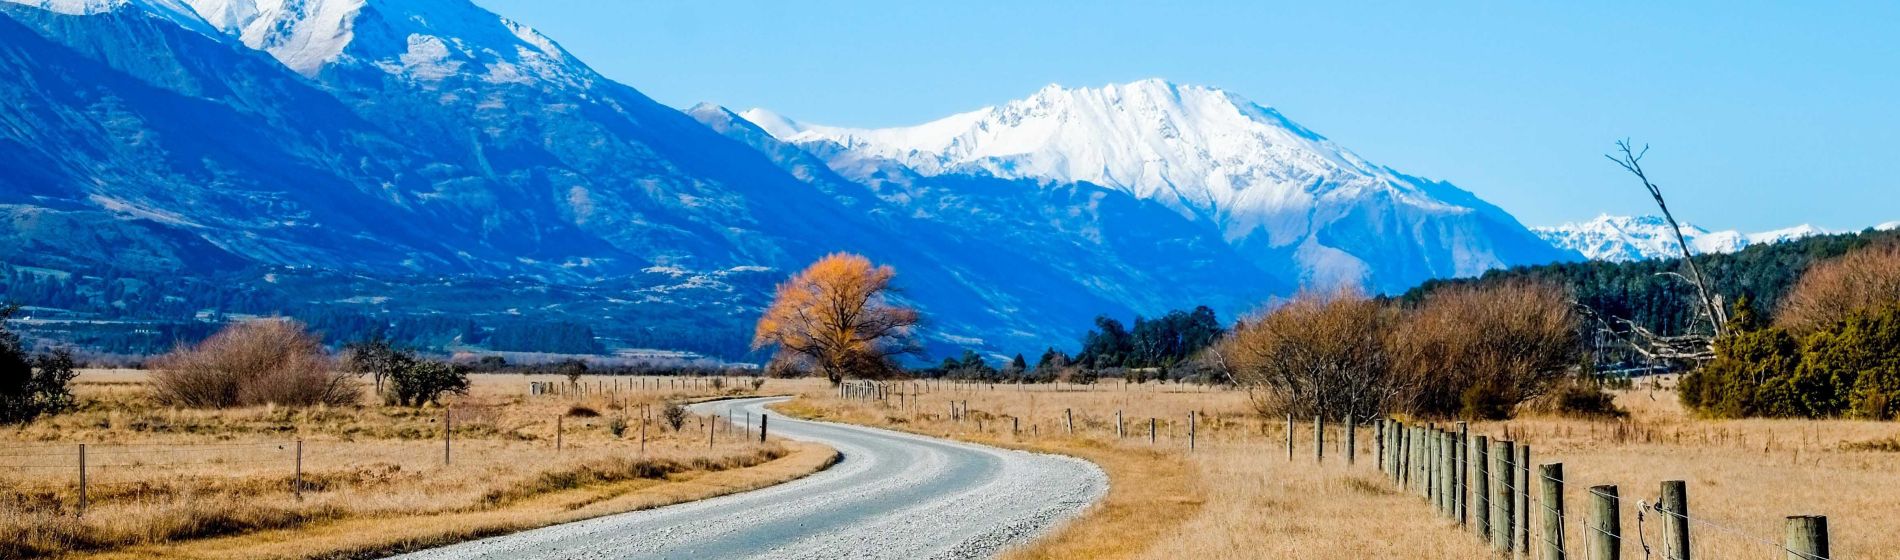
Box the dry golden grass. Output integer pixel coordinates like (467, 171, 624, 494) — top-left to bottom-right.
(770, 377, 1900, 559)
(0, 371, 830, 559)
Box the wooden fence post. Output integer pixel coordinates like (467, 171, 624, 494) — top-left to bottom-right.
(556, 415, 563, 452)
(294, 439, 304, 501)
(1185, 411, 1200, 451)
(1376, 420, 1386, 474)
(1475, 435, 1491, 539)
(1541, 463, 1565, 560)
(1150, 418, 1157, 445)
(1116, 410, 1124, 439)
(1784, 516, 1827, 560)
(1592, 485, 1621, 560)
(77, 443, 87, 516)
(1442, 429, 1455, 517)
(760, 414, 768, 442)
(1518, 444, 1532, 552)
(1457, 422, 1469, 525)
(1314, 415, 1324, 463)
(1345, 416, 1356, 466)
(1661, 480, 1690, 560)
(1493, 439, 1514, 553)
(1286, 413, 1295, 461)
(1065, 408, 1073, 434)
(443, 408, 452, 466)
(1399, 424, 1410, 487)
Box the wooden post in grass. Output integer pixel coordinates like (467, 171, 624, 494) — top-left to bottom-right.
(294, 439, 304, 501)
(556, 415, 564, 452)
(1116, 410, 1124, 439)
(1457, 422, 1469, 525)
(1150, 418, 1157, 445)
(760, 414, 768, 442)
(1784, 516, 1827, 560)
(1591, 485, 1620, 560)
(1065, 408, 1073, 434)
(1314, 415, 1324, 463)
(443, 408, 452, 465)
(1493, 440, 1514, 553)
(1188, 411, 1196, 451)
(1660, 480, 1690, 560)
(1540, 463, 1565, 560)
(641, 414, 648, 455)
(1518, 444, 1532, 552)
(1345, 416, 1356, 466)
(1441, 429, 1452, 511)
(1475, 435, 1490, 539)
(708, 417, 714, 448)
(1013, 416, 1020, 435)
(77, 443, 87, 516)
(1376, 420, 1386, 473)
(1287, 413, 1295, 461)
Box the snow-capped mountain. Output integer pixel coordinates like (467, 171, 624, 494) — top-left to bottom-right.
(1533, 215, 1840, 262)
(0, 0, 1577, 359)
(743, 80, 1574, 292)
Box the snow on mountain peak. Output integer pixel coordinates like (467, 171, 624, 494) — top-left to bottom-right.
(175, 0, 592, 85)
(4, 0, 222, 36)
(742, 79, 1464, 237)
(1535, 214, 1837, 262)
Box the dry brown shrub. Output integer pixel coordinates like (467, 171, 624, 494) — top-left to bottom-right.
(1776, 241, 1900, 334)
(150, 319, 356, 408)
(1215, 287, 1400, 420)
(1391, 280, 1580, 418)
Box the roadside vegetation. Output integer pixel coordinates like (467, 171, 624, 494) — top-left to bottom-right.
(0, 318, 823, 559)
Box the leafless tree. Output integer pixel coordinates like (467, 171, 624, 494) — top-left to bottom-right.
(1606, 140, 1730, 339)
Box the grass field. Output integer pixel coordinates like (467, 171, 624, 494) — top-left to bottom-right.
(0, 371, 834, 560)
(770, 377, 1900, 559)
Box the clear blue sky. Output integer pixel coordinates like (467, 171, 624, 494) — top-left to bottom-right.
(477, 1, 1899, 232)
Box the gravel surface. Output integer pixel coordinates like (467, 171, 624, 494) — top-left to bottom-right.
(386, 396, 1110, 560)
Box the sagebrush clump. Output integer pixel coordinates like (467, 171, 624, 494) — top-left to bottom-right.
(151, 320, 356, 408)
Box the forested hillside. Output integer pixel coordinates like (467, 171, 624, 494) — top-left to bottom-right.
(1400, 227, 1900, 335)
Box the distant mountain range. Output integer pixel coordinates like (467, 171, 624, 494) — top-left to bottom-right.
(1534, 215, 1898, 262)
(0, 0, 1709, 360)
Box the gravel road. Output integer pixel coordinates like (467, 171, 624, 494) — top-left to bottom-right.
(387, 396, 1109, 560)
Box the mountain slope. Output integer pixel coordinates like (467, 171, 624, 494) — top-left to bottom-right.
(742, 79, 1575, 292)
(0, 1, 1579, 360)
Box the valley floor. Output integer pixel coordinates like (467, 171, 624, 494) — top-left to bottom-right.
(0, 372, 836, 560)
(772, 377, 1900, 559)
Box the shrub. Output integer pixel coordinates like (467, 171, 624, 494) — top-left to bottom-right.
(1215, 288, 1399, 421)
(1390, 281, 1581, 419)
(1, 306, 78, 424)
(1777, 242, 1900, 335)
(151, 320, 355, 408)
(1682, 304, 1900, 419)
(709, 377, 726, 390)
(662, 401, 689, 431)
(1527, 376, 1627, 418)
(565, 405, 600, 418)
(387, 359, 469, 407)
(750, 378, 766, 391)
(608, 416, 628, 438)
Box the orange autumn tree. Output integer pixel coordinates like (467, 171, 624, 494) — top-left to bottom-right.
(752, 253, 922, 384)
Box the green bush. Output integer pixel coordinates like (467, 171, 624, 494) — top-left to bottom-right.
(387, 359, 470, 407)
(1, 306, 77, 424)
(1683, 304, 1900, 419)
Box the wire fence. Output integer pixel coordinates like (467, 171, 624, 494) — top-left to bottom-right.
(1360, 419, 1840, 559)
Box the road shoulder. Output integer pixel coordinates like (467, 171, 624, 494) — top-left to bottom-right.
(74, 441, 841, 560)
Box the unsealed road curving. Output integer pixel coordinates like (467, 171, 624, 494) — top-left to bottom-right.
(388, 396, 1109, 560)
